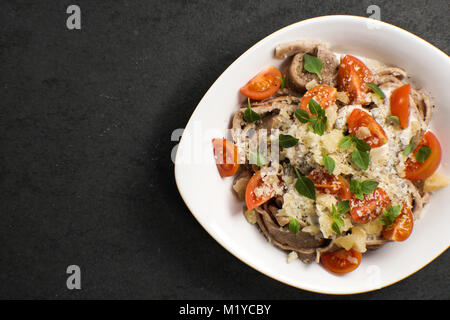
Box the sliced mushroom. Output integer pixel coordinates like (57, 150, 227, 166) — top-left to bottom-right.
(365, 238, 388, 250)
(287, 45, 339, 92)
(405, 180, 424, 219)
(254, 206, 326, 263)
(411, 88, 433, 125)
(374, 67, 407, 83)
(274, 40, 321, 59)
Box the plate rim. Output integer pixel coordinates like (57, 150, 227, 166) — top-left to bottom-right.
(174, 15, 450, 295)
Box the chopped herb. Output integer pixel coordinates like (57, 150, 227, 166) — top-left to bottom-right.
(279, 134, 299, 148)
(387, 115, 401, 125)
(294, 108, 310, 123)
(280, 77, 286, 90)
(367, 83, 385, 99)
(380, 205, 401, 226)
(289, 217, 300, 234)
(306, 99, 327, 136)
(352, 148, 370, 170)
(243, 98, 261, 123)
(350, 179, 379, 200)
(249, 150, 267, 166)
(403, 137, 415, 156)
(337, 200, 351, 214)
(323, 155, 335, 175)
(416, 145, 431, 163)
(339, 136, 353, 149)
(331, 204, 345, 234)
(303, 53, 323, 80)
(294, 167, 316, 200)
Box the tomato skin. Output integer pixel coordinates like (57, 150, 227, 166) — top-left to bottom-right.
(321, 249, 362, 274)
(405, 131, 442, 181)
(212, 138, 240, 178)
(240, 66, 282, 100)
(300, 85, 337, 116)
(348, 109, 388, 148)
(338, 55, 373, 105)
(308, 169, 351, 200)
(350, 187, 390, 224)
(382, 206, 414, 241)
(390, 84, 411, 129)
(245, 171, 276, 210)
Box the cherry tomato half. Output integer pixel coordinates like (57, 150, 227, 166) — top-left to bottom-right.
(240, 66, 282, 101)
(382, 206, 414, 241)
(212, 138, 240, 178)
(350, 187, 390, 224)
(338, 55, 374, 105)
(308, 169, 351, 200)
(300, 85, 337, 116)
(321, 249, 362, 274)
(390, 84, 411, 129)
(405, 131, 442, 181)
(348, 109, 388, 148)
(245, 170, 277, 210)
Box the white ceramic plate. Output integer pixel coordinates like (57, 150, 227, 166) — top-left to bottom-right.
(174, 15, 450, 294)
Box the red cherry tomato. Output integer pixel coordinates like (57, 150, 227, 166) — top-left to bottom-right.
(300, 85, 337, 116)
(308, 169, 351, 200)
(350, 187, 390, 224)
(390, 84, 411, 129)
(348, 109, 388, 148)
(245, 171, 276, 210)
(338, 55, 374, 105)
(321, 249, 362, 274)
(212, 138, 240, 178)
(240, 66, 282, 101)
(382, 206, 414, 241)
(405, 131, 442, 181)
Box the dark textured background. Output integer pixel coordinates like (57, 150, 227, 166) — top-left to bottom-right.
(0, 0, 448, 299)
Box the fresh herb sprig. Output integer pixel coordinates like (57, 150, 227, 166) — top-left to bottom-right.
(243, 98, 261, 123)
(403, 136, 415, 156)
(323, 155, 335, 175)
(380, 205, 401, 226)
(248, 150, 267, 166)
(294, 99, 327, 136)
(416, 145, 431, 163)
(350, 179, 379, 200)
(367, 83, 385, 99)
(386, 115, 400, 125)
(289, 217, 300, 234)
(304, 54, 323, 80)
(279, 134, 299, 148)
(331, 200, 351, 234)
(339, 135, 371, 170)
(294, 167, 316, 200)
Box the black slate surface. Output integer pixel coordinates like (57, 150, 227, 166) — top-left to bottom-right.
(0, 0, 448, 299)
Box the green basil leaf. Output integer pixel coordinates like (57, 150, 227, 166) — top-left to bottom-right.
(337, 200, 351, 214)
(295, 108, 310, 123)
(323, 155, 335, 175)
(352, 148, 370, 170)
(243, 98, 261, 123)
(308, 98, 322, 116)
(416, 145, 431, 163)
(280, 77, 286, 90)
(380, 205, 401, 226)
(331, 222, 341, 235)
(289, 217, 300, 234)
(339, 136, 353, 149)
(310, 119, 325, 136)
(249, 150, 267, 166)
(361, 180, 379, 194)
(403, 137, 416, 156)
(303, 53, 323, 80)
(387, 115, 401, 125)
(350, 179, 364, 200)
(279, 134, 299, 148)
(295, 175, 316, 200)
(367, 83, 385, 99)
(352, 136, 371, 152)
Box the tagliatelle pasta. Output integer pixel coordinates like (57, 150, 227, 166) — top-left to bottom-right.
(212, 40, 448, 274)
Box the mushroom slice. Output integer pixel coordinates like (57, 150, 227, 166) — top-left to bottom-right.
(274, 40, 321, 59)
(254, 207, 326, 263)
